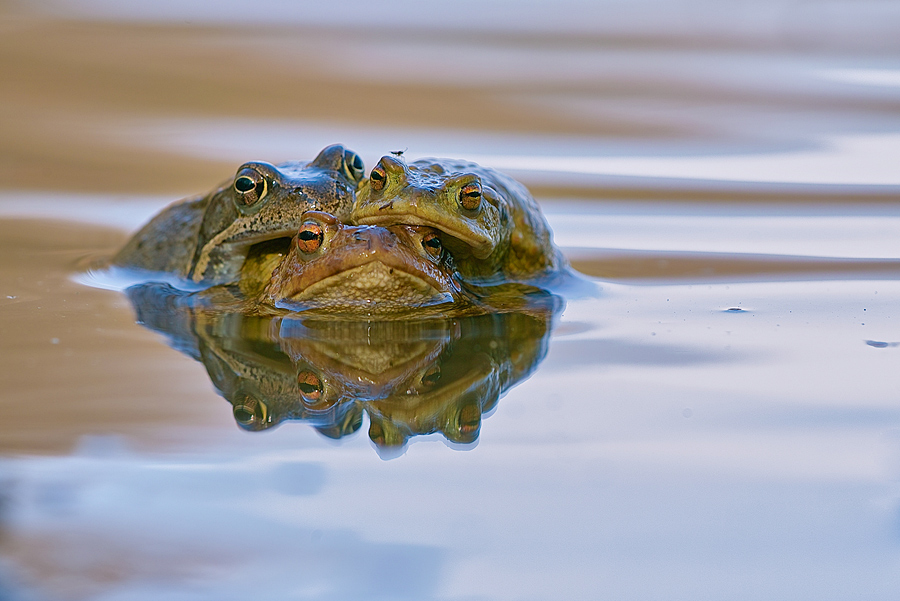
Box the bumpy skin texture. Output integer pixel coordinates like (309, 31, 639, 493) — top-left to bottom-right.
(113, 144, 366, 286)
(350, 156, 565, 284)
(261, 211, 467, 314)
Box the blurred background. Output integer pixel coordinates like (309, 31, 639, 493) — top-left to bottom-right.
(3, 0, 900, 198)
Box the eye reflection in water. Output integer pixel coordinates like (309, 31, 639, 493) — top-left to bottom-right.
(126, 282, 561, 453)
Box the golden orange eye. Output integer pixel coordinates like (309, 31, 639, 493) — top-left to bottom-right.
(422, 232, 442, 258)
(233, 167, 267, 206)
(458, 181, 482, 210)
(370, 165, 387, 191)
(297, 371, 323, 402)
(296, 222, 324, 253)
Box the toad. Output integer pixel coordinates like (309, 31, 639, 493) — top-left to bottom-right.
(350, 156, 565, 284)
(113, 144, 365, 286)
(260, 211, 470, 314)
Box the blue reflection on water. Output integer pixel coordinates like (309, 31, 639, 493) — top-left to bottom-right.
(0, 451, 443, 600)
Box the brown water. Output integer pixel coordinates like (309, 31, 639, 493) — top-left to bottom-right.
(2, 2, 900, 599)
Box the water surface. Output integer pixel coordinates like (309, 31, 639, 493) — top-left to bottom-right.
(1, 2, 900, 599)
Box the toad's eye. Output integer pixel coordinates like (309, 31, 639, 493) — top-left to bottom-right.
(233, 397, 268, 428)
(296, 222, 324, 253)
(342, 150, 365, 183)
(457, 401, 481, 436)
(422, 232, 442, 258)
(420, 366, 441, 388)
(297, 371, 323, 403)
(458, 181, 482, 211)
(370, 165, 387, 191)
(233, 168, 267, 206)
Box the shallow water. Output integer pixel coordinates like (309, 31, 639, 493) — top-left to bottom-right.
(2, 2, 900, 600)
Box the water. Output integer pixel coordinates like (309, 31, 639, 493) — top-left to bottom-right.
(2, 2, 900, 599)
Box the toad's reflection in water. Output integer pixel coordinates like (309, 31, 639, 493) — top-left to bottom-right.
(126, 284, 561, 453)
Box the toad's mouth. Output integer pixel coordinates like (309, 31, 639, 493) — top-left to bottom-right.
(272, 261, 454, 312)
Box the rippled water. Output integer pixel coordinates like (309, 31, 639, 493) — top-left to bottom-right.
(2, 2, 900, 599)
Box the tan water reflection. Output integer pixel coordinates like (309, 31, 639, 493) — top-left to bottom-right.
(0, 220, 233, 455)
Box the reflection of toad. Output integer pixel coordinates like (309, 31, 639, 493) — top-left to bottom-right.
(351, 155, 565, 284)
(279, 310, 557, 449)
(125, 284, 560, 452)
(113, 144, 365, 286)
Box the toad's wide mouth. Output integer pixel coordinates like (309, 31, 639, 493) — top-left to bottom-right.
(271, 261, 454, 312)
